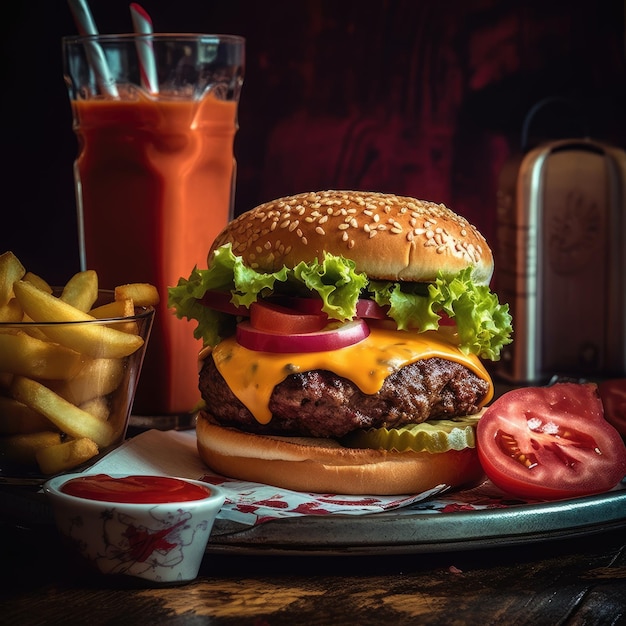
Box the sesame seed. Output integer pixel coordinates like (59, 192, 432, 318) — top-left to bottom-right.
(338, 223, 349, 230)
(391, 226, 403, 234)
(288, 220, 299, 232)
(369, 230, 378, 238)
(348, 239, 355, 249)
(315, 226, 326, 236)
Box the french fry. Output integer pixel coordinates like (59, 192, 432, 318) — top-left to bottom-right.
(80, 396, 110, 422)
(61, 270, 98, 312)
(90, 298, 135, 319)
(11, 376, 115, 448)
(13, 280, 144, 358)
(1, 254, 157, 476)
(0, 251, 25, 307)
(0, 372, 13, 390)
(115, 282, 160, 307)
(23, 272, 53, 294)
(20, 314, 51, 341)
(0, 430, 61, 465)
(35, 437, 99, 475)
(48, 357, 125, 405)
(0, 298, 23, 322)
(0, 396, 56, 435)
(89, 299, 138, 334)
(0, 331, 84, 379)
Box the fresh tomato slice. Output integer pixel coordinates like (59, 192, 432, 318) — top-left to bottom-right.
(236, 319, 370, 353)
(476, 382, 626, 501)
(200, 291, 249, 317)
(271, 296, 324, 315)
(598, 379, 626, 438)
(272, 296, 389, 320)
(250, 301, 327, 334)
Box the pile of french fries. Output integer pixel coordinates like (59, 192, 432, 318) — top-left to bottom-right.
(0, 251, 159, 476)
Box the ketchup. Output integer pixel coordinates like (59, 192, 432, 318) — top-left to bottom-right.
(60, 474, 211, 503)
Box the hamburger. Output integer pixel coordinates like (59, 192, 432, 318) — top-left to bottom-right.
(169, 190, 512, 495)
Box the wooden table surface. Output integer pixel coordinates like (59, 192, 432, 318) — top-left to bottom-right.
(2, 518, 625, 625)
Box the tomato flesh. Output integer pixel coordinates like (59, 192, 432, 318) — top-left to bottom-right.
(477, 383, 626, 500)
(250, 301, 327, 334)
(598, 379, 626, 438)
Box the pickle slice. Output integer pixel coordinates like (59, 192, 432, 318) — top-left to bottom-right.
(341, 413, 483, 453)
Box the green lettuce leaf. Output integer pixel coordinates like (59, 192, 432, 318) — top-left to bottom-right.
(292, 254, 368, 320)
(168, 244, 513, 360)
(427, 268, 513, 360)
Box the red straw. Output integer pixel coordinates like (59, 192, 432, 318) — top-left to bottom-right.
(130, 3, 159, 94)
(67, 0, 119, 98)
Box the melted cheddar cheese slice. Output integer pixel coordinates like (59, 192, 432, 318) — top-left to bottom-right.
(211, 327, 494, 425)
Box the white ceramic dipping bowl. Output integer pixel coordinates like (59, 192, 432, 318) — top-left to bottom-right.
(44, 473, 225, 585)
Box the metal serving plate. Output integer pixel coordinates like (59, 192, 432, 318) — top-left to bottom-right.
(206, 485, 626, 556)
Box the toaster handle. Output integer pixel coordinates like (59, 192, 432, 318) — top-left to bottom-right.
(521, 96, 589, 153)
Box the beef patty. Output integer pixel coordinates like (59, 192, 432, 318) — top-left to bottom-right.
(199, 356, 490, 438)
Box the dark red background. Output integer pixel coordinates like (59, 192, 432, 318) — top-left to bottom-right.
(2, 0, 625, 287)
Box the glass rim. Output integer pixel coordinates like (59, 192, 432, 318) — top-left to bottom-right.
(0, 287, 155, 327)
(62, 33, 245, 45)
(0, 306, 154, 328)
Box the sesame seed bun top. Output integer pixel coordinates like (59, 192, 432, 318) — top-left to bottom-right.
(210, 190, 494, 285)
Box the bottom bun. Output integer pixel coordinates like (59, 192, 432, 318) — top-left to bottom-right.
(196, 411, 485, 495)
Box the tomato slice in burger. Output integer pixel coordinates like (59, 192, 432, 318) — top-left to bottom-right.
(236, 319, 370, 353)
(274, 296, 389, 320)
(476, 383, 626, 501)
(250, 301, 328, 334)
(597, 379, 626, 438)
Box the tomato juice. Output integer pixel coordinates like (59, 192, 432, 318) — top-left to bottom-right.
(72, 93, 238, 414)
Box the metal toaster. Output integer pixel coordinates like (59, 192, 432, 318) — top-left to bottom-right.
(495, 137, 626, 383)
